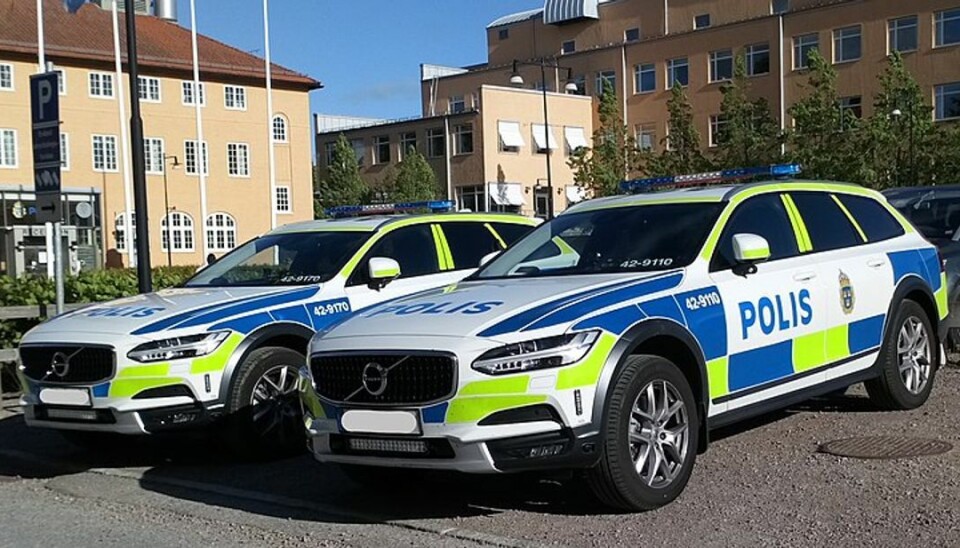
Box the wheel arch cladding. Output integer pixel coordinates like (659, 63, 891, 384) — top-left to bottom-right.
(218, 323, 313, 398)
(592, 320, 710, 453)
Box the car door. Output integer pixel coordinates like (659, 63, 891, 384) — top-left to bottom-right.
(436, 221, 508, 273)
(708, 193, 828, 413)
(789, 192, 901, 382)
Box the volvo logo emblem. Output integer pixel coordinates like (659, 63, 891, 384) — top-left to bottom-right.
(50, 352, 71, 378)
(361, 362, 388, 396)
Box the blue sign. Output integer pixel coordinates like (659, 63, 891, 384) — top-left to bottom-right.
(30, 72, 62, 222)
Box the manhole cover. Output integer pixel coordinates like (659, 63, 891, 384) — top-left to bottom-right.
(819, 436, 952, 460)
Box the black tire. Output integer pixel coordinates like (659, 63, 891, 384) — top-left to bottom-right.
(222, 346, 306, 460)
(866, 300, 937, 411)
(587, 354, 699, 512)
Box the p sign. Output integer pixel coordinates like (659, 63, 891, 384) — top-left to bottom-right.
(30, 72, 62, 223)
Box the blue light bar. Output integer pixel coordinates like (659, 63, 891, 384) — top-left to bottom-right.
(326, 200, 456, 218)
(620, 163, 802, 194)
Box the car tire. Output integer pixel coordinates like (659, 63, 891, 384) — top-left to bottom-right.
(866, 300, 937, 411)
(222, 346, 306, 460)
(586, 354, 699, 512)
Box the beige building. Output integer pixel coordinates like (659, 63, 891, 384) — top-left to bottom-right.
(0, 0, 320, 275)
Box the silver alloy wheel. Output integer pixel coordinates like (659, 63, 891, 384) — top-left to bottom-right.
(250, 364, 301, 440)
(897, 316, 931, 395)
(629, 379, 690, 489)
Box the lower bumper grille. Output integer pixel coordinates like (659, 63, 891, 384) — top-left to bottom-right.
(329, 434, 455, 459)
(311, 353, 456, 406)
(19, 345, 115, 385)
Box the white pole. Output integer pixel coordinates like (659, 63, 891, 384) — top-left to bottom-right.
(112, 3, 137, 267)
(36, 0, 45, 69)
(263, 0, 277, 230)
(190, 0, 209, 259)
(778, 14, 786, 156)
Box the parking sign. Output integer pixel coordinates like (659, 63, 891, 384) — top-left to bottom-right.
(30, 72, 62, 223)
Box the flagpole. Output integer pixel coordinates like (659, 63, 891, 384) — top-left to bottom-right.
(190, 0, 209, 259)
(111, 2, 136, 268)
(263, 0, 277, 230)
(36, 0, 45, 69)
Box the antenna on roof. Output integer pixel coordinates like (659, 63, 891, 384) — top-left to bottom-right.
(325, 200, 456, 218)
(620, 164, 802, 194)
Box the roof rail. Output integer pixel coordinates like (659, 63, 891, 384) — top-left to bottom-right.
(325, 200, 455, 218)
(620, 164, 802, 194)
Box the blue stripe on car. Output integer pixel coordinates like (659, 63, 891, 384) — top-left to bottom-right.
(676, 287, 728, 361)
(888, 248, 940, 291)
(728, 340, 793, 392)
(170, 287, 321, 331)
(573, 305, 647, 334)
(210, 312, 275, 334)
(849, 314, 885, 354)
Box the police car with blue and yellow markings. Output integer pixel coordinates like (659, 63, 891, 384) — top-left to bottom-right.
(302, 166, 948, 510)
(17, 203, 537, 456)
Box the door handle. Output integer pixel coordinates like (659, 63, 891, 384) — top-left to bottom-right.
(794, 271, 817, 282)
(867, 259, 886, 269)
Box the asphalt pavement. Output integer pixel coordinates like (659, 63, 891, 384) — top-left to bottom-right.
(2, 369, 960, 547)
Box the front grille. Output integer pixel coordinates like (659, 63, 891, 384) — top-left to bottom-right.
(311, 353, 456, 406)
(19, 345, 115, 385)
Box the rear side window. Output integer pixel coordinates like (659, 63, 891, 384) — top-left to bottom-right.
(836, 194, 905, 242)
(350, 225, 438, 285)
(789, 192, 860, 252)
(489, 222, 534, 246)
(711, 194, 799, 271)
(441, 222, 503, 270)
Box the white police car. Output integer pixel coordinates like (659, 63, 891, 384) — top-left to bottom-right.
(17, 203, 537, 456)
(303, 166, 947, 510)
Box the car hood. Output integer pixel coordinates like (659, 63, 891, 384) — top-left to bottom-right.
(320, 270, 684, 343)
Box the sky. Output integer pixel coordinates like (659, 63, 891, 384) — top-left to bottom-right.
(176, 0, 538, 121)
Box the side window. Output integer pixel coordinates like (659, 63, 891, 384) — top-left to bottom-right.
(490, 222, 535, 246)
(711, 194, 799, 271)
(441, 222, 502, 270)
(836, 194, 905, 242)
(351, 225, 439, 285)
(789, 192, 860, 252)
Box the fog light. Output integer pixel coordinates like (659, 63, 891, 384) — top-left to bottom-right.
(347, 438, 429, 454)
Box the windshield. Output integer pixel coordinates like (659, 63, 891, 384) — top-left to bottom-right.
(185, 231, 370, 287)
(888, 193, 960, 243)
(474, 202, 723, 279)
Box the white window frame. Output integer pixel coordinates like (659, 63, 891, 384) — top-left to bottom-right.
(694, 13, 711, 30)
(667, 57, 689, 89)
(427, 129, 445, 158)
(935, 8, 960, 48)
(636, 123, 656, 151)
(88, 72, 115, 99)
(595, 70, 616, 96)
(454, 123, 474, 155)
(562, 40, 576, 55)
(60, 133, 70, 171)
(935, 82, 960, 121)
(449, 95, 466, 114)
(54, 68, 66, 95)
(793, 33, 819, 70)
(144, 137, 165, 175)
(224, 85, 247, 110)
(161, 212, 196, 253)
(746, 43, 771, 76)
(888, 15, 919, 54)
(181, 81, 206, 106)
(184, 140, 209, 176)
(115, 212, 136, 252)
(373, 136, 391, 164)
(138, 76, 162, 103)
(0, 63, 13, 91)
(272, 115, 288, 143)
(91, 134, 119, 172)
(399, 132, 417, 158)
(709, 49, 733, 82)
(635, 63, 656, 94)
(709, 115, 728, 147)
(625, 27, 641, 42)
(205, 212, 238, 252)
(227, 142, 251, 177)
(833, 25, 862, 63)
(0, 129, 17, 169)
(274, 186, 292, 214)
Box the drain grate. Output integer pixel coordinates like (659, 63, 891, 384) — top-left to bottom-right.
(819, 436, 953, 460)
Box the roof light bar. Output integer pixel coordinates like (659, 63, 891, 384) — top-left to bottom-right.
(620, 163, 802, 194)
(326, 200, 455, 218)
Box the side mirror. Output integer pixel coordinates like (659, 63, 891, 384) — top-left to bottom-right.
(732, 233, 771, 276)
(368, 257, 401, 289)
(479, 251, 500, 268)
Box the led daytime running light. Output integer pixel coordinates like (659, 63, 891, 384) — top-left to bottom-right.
(472, 331, 600, 375)
(127, 331, 230, 363)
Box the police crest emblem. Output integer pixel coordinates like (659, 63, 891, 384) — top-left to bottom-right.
(839, 271, 855, 314)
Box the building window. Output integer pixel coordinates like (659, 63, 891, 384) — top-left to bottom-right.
(206, 213, 238, 251)
(709, 115, 728, 147)
(272, 115, 288, 142)
(746, 43, 771, 75)
(635, 63, 656, 93)
(224, 85, 247, 110)
(457, 185, 487, 212)
(184, 140, 209, 175)
(54, 68, 65, 95)
(596, 70, 616, 96)
(227, 142, 250, 177)
(838, 96, 862, 128)
(625, 27, 641, 42)
(60, 133, 69, 171)
(373, 136, 391, 164)
(936, 8, 960, 47)
(833, 25, 862, 63)
(181, 81, 206, 106)
(454, 124, 474, 155)
(710, 49, 733, 82)
(888, 16, 918, 53)
(694, 14, 711, 29)
(0, 129, 16, 168)
(936, 83, 960, 121)
(323, 142, 336, 166)
(88, 72, 114, 98)
(498, 121, 523, 153)
(144, 138, 165, 174)
(161, 212, 195, 253)
(138, 76, 161, 102)
(350, 139, 365, 166)
(449, 95, 466, 114)
(92, 134, 118, 172)
(667, 58, 689, 88)
(399, 132, 417, 157)
(771, 0, 789, 14)
(499, 28, 509, 40)
(636, 123, 656, 151)
(115, 213, 136, 252)
(562, 40, 576, 55)
(274, 186, 291, 214)
(793, 33, 819, 69)
(0, 64, 12, 90)
(427, 128, 445, 158)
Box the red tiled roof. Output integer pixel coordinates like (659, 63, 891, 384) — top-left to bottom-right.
(0, 0, 322, 90)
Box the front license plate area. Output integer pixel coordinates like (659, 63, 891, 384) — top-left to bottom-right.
(39, 388, 92, 407)
(340, 409, 421, 435)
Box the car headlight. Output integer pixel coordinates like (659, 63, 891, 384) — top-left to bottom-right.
(127, 331, 230, 363)
(472, 330, 600, 375)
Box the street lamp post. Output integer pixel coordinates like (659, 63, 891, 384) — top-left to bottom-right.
(891, 107, 903, 187)
(162, 155, 180, 267)
(510, 59, 578, 220)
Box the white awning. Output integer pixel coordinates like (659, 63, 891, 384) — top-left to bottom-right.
(565, 185, 587, 204)
(498, 121, 525, 148)
(564, 127, 589, 151)
(489, 182, 525, 206)
(532, 124, 558, 150)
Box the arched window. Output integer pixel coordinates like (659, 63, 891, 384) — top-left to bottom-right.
(161, 212, 195, 253)
(206, 213, 238, 252)
(115, 212, 136, 251)
(272, 114, 288, 143)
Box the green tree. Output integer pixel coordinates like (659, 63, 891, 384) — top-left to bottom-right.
(316, 134, 368, 211)
(567, 80, 642, 197)
(645, 84, 710, 176)
(388, 147, 441, 202)
(715, 54, 783, 168)
(929, 123, 960, 183)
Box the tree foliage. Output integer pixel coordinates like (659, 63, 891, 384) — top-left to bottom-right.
(715, 54, 783, 167)
(645, 84, 710, 176)
(388, 147, 441, 202)
(315, 134, 368, 212)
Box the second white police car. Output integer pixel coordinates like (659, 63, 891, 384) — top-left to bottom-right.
(302, 166, 947, 511)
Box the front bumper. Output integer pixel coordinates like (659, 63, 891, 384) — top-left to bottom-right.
(22, 396, 220, 434)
